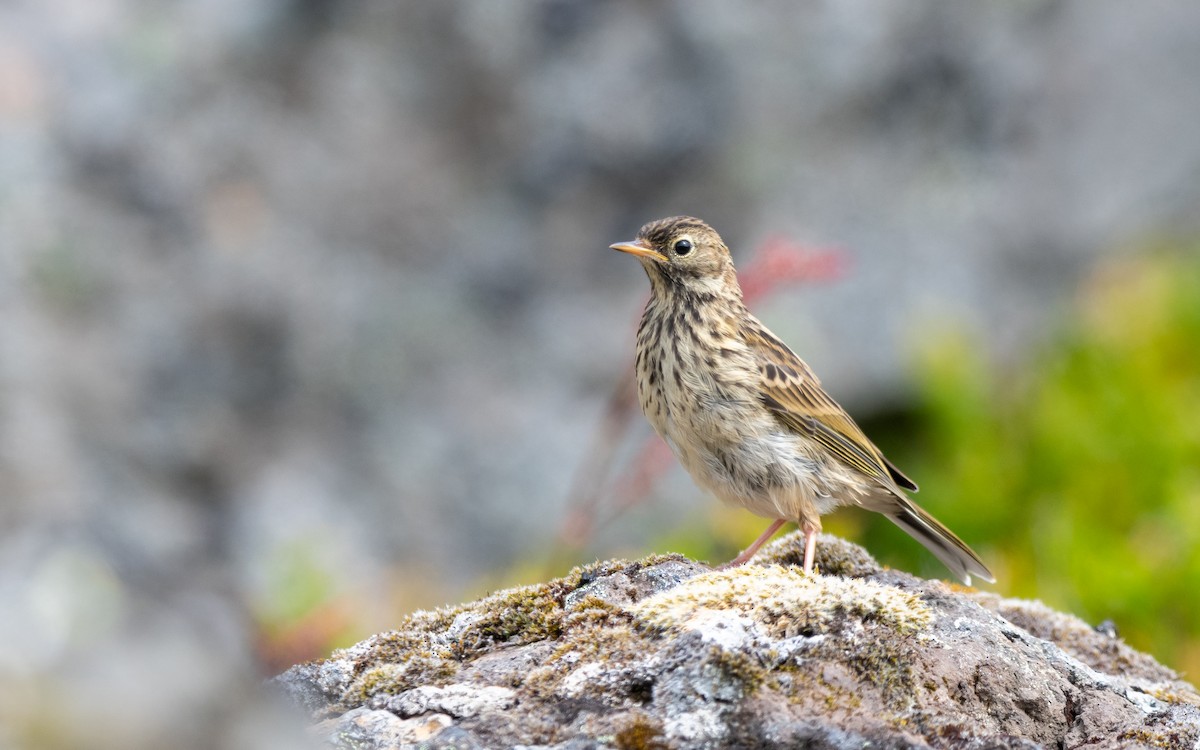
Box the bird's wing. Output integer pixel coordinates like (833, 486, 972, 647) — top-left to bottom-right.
(746, 326, 918, 492)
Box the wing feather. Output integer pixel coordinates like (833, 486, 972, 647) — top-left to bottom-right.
(747, 325, 918, 492)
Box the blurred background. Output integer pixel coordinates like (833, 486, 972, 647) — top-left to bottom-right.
(3, 1, 1200, 747)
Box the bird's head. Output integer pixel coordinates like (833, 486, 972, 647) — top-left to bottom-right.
(611, 216, 740, 298)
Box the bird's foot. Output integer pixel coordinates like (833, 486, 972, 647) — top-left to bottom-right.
(801, 522, 820, 574)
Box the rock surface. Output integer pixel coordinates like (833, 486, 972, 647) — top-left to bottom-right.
(275, 534, 1200, 749)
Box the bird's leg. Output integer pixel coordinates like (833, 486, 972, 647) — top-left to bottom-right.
(801, 520, 820, 574)
(718, 518, 787, 569)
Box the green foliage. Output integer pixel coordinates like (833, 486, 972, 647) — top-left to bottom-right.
(874, 248, 1200, 676)
(262, 537, 340, 627)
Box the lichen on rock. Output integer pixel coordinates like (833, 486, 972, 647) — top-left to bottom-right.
(632, 564, 932, 639)
(273, 533, 1200, 749)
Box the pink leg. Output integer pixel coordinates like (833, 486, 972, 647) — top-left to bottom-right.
(801, 521, 820, 574)
(718, 519, 787, 569)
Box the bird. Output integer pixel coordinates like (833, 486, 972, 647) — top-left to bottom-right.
(610, 216, 994, 585)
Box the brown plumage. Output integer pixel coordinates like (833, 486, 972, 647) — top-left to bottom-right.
(611, 216, 994, 584)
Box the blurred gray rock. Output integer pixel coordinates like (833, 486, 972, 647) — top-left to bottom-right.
(6, 0, 1200, 572)
(5, 0, 1200, 582)
(277, 534, 1200, 749)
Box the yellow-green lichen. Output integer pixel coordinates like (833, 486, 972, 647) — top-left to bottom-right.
(707, 644, 768, 694)
(842, 636, 917, 703)
(1116, 727, 1194, 749)
(1150, 688, 1200, 707)
(521, 624, 656, 704)
(771, 658, 869, 713)
(633, 565, 932, 639)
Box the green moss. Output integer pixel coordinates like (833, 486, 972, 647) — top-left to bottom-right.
(334, 555, 706, 708)
(355, 628, 451, 674)
(342, 655, 458, 705)
(345, 558, 632, 678)
(451, 582, 566, 656)
(614, 713, 668, 750)
(562, 595, 636, 631)
(756, 532, 882, 579)
(445, 554, 694, 658)
(447, 554, 685, 656)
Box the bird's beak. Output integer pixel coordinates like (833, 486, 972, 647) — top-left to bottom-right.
(610, 239, 668, 263)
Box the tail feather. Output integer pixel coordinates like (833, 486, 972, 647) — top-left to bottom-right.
(886, 502, 994, 586)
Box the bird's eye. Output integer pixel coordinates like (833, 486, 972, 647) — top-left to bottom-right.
(673, 239, 693, 256)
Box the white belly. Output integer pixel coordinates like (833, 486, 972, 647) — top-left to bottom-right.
(650, 386, 858, 524)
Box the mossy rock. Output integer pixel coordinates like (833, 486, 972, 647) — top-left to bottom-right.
(274, 533, 1200, 749)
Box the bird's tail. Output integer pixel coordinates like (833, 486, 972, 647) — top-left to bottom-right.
(886, 501, 995, 586)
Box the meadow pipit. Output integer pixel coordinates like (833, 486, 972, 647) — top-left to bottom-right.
(611, 216, 994, 584)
